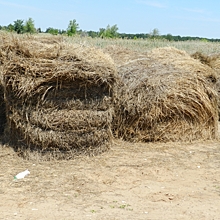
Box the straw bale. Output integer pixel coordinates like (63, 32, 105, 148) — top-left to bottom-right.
(0, 33, 117, 159)
(191, 51, 220, 74)
(103, 45, 147, 66)
(191, 51, 213, 66)
(209, 57, 220, 118)
(192, 52, 220, 118)
(109, 47, 218, 142)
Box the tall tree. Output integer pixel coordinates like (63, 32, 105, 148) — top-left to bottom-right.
(45, 27, 59, 35)
(149, 28, 160, 39)
(36, 28, 42, 33)
(87, 30, 99, 38)
(109, 24, 119, 38)
(67, 19, 79, 36)
(99, 24, 119, 38)
(165, 33, 173, 41)
(24, 18, 36, 34)
(7, 24, 14, 32)
(14, 19, 24, 34)
(98, 28, 105, 38)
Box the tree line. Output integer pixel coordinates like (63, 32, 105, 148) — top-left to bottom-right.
(0, 18, 79, 36)
(0, 18, 219, 42)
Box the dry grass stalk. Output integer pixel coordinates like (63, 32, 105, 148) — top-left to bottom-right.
(0, 33, 118, 159)
(108, 47, 218, 142)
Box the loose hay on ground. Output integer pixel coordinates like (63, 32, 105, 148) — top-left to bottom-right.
(0, 33, 118, 159)
(107, 47, 218, 142)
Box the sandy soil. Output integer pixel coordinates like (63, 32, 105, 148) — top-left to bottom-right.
(0, 138, 220, 220)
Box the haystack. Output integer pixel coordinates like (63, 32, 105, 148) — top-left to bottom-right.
(191, 51, 220, 74)
(205, 54, 220, 104)
(207, 55, 220, 119)
(0, 33, 117, 159)
(108, 47, 218, 142)
(192, 52, 220, 118)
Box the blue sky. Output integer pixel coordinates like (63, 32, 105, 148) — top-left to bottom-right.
(0, 0, 220, 38)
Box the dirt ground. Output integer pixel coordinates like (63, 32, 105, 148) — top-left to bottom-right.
(0, 134, 220, 220)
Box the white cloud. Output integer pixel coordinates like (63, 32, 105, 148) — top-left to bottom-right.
(172, 14, 220, 23)
(0, 0, 64, 17)
(0, 0, 36, 10)
(136, 0, 167, 8)
(182, 7, 206, 14)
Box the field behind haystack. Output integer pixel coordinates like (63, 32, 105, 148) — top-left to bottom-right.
(66, 35, 220, 55)
(0, 35, 220, 219)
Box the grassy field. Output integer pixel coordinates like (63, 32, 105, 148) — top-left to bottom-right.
(2, 31, 220, 54)
(65, 35, 220, 55)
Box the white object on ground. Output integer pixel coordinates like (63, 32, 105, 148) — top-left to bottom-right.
(14, 169, 30, 180)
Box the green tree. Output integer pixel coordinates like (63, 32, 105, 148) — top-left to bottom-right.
(14, 19, 24, 34)
(87, 31, 98, 38)
(99, 24, 119, 38)
(24, 18, 36, 34)
(36, 28, 42, 33)
(98, 28, 105, 38)
(67, 19, 79, 36)
(46, 27, 59, 35)
(149, 28, 160, 39)
(165, 33, 173, 41)
(59, 29, 66, 34)
(7, 24, 14, 32)
(108, 24, 119, 38)
(201, 38, 208, 42)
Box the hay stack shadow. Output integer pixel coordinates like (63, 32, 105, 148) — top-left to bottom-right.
(105, 46, 219, 142)
(0, 34, 118, 159)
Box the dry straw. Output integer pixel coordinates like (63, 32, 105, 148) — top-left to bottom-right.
(106, 46, 219, 142)
(0, 37, 6, 135)
(192, 51, 220, 118)
(0, 33, 118, 159)
(212, 54, 220, 117)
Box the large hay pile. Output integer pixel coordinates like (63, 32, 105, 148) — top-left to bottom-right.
(108, 47, 218, 142)
(210, 54, 220, 113)
(208, 55, 220, 119)
(0, 34, 117, 159)
(192, 52, 220, 118)
(191, 51, 220, 73)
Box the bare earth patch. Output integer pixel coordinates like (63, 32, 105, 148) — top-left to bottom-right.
(0, 138, 220, 220)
